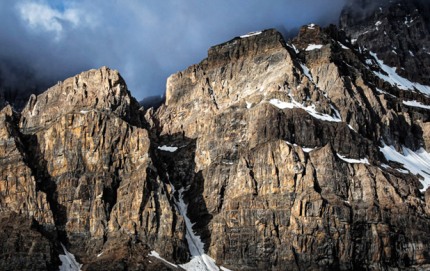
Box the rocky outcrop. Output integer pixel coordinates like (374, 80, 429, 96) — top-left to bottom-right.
(1, 67, 189, 270)
(152, 24, 430, 270)
(340, 0, 430, 85)
(1, 1, 430, 270)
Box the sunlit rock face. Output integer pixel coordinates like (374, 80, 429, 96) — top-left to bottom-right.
(154, 23, 430, 270)
(1, 1, 430, 270)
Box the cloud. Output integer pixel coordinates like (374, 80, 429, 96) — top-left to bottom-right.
(17, 1, 95, 40)
(0, 0, 348, 102)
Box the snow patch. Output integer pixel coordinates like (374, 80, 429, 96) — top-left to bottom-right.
(380, 143, 430, 191)
(370, 52, 430, 95)
(403, 100, 430, 110)
(338, 41, 349, 50)
(337, 154, 369, 165)
(158, 145, 178, 152)
(269, 98, 342, 123)
(286, 141, 317, 153)
(287, 43, 300, 54)
(148, 251, 178, 268)
(305, 44, 323, 51)
(240, 31, 262, 38)
(59, 243, 82, 271)
(174, 188, 220, 271)
(246, 101, 253, 109)
(302, 147, 316, 153)
(348, 124, 357, 132)
(300, 63, 313, 81)
(376, 88, 396, 98)
(308, 23, 316, 29)
(375, 21, 382, 26)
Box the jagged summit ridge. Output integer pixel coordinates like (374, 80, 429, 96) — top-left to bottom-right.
(154, 20, 430, 270)
(2, 1, 430, 270)
(20, 66, 143, 132)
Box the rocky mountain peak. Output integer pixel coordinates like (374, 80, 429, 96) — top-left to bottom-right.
(206, 29, 287, 64)
(3, 1, 430, 271)
(20, 66, 143, 133)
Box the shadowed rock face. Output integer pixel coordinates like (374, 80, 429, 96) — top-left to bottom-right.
(340, 0, 430, 86)
(1, 1, 430, 271)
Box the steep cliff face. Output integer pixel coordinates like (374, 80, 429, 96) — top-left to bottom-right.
(1, 67, 188, 270)
(153, 24, 430, 270)
(340, 0, 430, 86)
(1, 1, 430, 271)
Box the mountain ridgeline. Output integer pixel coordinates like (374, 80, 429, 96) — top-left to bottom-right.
(1, 0, 430, 270)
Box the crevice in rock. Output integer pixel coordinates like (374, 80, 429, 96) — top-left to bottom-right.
(217, 184, 226, 212)
(245, 158, 259, 195)
(18, 131, 69, 247)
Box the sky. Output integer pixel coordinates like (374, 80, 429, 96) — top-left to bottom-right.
(0, 0, 348, 101)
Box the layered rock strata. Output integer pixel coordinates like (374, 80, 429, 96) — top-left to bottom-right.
(1, 2, 430, 270)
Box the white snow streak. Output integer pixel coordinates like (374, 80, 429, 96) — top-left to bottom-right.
(175, 188, 220, 271)
(305, 44, 323, 51)
(380, 143, 430, 191)
(158, 145, 178, 152)
(287, 43, 300, 54)
(240, 31, 262, 38)
(338, 41, 350, 50)
(370, 52, 430, 95)
(403, 100, 430, 110)
(59, 244, 82, 271)
(286, 141, 317, 153)
(148, 251, 178, 268)
(375, 88, 396, 98)
(269, 98, 342, 123)
(300, 63, 313, 81)
(336, 153, 369, 165)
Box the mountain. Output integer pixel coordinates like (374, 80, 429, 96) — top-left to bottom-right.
(340, 0, 430, 85)
(1, 1, 430, 270)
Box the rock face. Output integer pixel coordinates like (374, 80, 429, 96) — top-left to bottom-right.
(340, 0, 430, 85)
(154, 24, 430, 270)
(1, 67, 188, 270)
(1, 1, 430, 271)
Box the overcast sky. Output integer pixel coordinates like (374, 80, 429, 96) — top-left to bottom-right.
(0, 0, 347, 101)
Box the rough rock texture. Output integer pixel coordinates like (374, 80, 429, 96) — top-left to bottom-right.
(153, 24, 430, 270)
(1, 67, 189, 270)
(1, 1, 430, 271)
(340, 0, 430, 85)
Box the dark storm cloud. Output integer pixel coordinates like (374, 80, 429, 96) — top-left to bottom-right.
(0, 0, 347, 101)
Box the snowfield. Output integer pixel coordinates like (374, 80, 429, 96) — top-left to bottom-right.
(59, 244, 82, 271)
(305, 44, 323, 51)
(269, 98, 342, 123)
(380, 143, 430, 191)
(370, 52, 430, 95)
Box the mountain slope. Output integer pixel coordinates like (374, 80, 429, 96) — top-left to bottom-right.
(152, 24, 430, 270)
(340, 0, 430, 85)
(1, 1, 430, 271)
